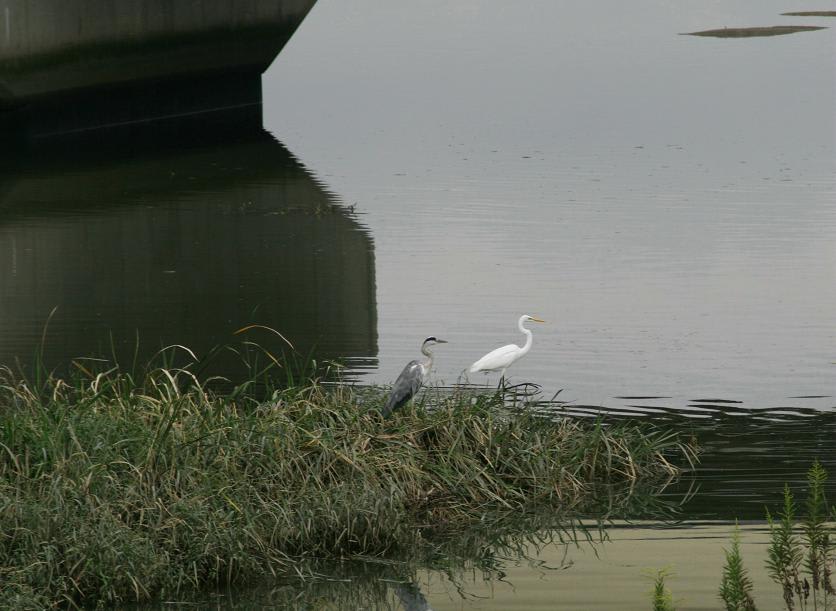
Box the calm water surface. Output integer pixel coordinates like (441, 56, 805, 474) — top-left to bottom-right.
(1, 0, 833, 410)
(146, 524, 796, 610)
(262, 0, 835, 410)
(3, 0, 835, 608)
(0, 120, 378, 375)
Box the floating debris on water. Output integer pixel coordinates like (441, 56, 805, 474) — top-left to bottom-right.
(683, 25, 827, 38)
(781, 11, 836, 17)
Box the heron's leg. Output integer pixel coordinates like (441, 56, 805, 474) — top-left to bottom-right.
(498, 370, 508, 390)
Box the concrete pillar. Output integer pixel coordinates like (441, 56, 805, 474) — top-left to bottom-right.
(0, 1, 317, 133)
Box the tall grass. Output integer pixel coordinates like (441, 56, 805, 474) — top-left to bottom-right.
(651, 568, 677, 611)
(715, 461, 835, 611)
(765, 461, 835, 610)
(766, 486, 804, 609)
(802, 461, 834, 608)
(0, 360, 696, 608)
(719, 523, 758, 610)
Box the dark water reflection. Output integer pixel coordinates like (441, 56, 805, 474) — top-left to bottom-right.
(675, 410, 836, 520)
(549, 404, 836, 521)
(438, 387, 836, 521)
(0, 110, 377, 376)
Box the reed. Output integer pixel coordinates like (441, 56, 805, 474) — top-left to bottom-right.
(763, 461, 835, 611)
(0, 361, 695, 608)
(651, 568, 676, 611)
(719, 523, 758, 611)
(766, 485, 804, 609)
(802, 461, 834, 608)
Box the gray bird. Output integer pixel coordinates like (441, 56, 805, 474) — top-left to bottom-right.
(381, 336, 447, 418)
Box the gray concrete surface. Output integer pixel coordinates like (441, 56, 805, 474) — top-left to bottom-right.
(0, 0, 317, 126)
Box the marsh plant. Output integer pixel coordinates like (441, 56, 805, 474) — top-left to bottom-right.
(803, 462, 835, 608)
(650, 568, 676, 611)
(767, 485, 806, 609)
(719, 523, 758, 611)
(765, 461, 834, 610)
(0, 352, 695, 608)
(651, 462, 835, 611)
(713, 462, 834, 611)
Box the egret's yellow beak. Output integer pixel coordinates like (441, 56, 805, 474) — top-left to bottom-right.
(530, 317, 546, 323)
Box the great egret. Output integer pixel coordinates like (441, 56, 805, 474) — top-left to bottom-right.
(469, 315, 546, 383)
(382, 336, 448, 418)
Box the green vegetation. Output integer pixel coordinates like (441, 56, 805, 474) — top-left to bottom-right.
(766, 486, 804, 609)
(802, 462, 833, 608)
(708, 463, 831, 610)
(719, 523, 758, 610)
(764, 461, 834, 610)
(0, 359, 695, 608)
(649, 461, 834, 611)
(766, 461, 836, 611)
(651, 568, 677, 611)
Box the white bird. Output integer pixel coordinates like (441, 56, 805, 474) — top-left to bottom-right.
(469, 315, 546, 383)
(382, 336, 448, 418)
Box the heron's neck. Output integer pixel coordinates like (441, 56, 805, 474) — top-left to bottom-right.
(420, 344, 434, 365)
(518, 321, 533, 355)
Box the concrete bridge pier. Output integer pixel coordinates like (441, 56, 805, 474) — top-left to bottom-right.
(0, 0, 317, 138)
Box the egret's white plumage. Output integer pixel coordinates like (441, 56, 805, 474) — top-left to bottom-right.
(469, 315, 545, 380)
(382, 336, 447, 417)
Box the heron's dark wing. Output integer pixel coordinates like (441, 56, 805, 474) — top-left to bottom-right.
(381, 360, 423, 418)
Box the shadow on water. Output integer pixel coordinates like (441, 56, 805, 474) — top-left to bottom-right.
(0, 107, 378, 378)
(665, 408, 836, 520)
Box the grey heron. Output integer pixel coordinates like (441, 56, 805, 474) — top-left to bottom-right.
(382, 336, 447, 418)
(469, 314, 546, 383)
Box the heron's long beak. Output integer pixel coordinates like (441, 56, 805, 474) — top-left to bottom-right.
(436, 339, 449, 344)
(530, 317, 546, 323)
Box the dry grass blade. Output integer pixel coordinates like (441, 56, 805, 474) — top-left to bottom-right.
(234, 324, 295, 351)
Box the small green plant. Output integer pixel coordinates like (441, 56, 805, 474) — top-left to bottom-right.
(802, 461, 834, 609)
(719, 523, 758, 611)
(650, 568, 676, 611)
(766, 485, 804, 610)
(764, 460, 835, 611)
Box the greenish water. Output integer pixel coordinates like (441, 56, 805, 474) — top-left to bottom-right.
(0, 118, 378, 376)
(135, 524, 793, 610)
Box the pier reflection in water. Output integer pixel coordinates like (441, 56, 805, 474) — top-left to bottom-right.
(0, 109, 377, 376)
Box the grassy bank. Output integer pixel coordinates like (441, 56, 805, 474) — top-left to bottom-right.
(0, 363, 696, 608)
